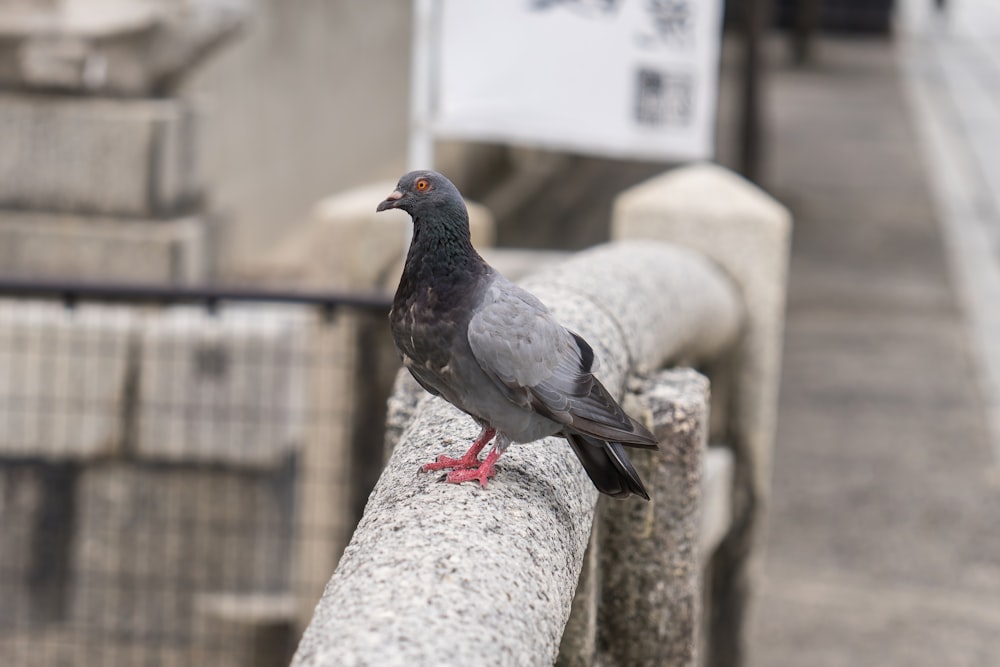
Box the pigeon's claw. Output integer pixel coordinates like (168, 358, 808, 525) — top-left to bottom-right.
(444, 449, 500, 488)
(419, 427, 496, 473)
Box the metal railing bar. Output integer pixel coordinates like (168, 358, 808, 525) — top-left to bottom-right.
(0, 277, 393, 312)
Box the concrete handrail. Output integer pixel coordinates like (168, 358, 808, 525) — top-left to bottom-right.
(291, 241, 742, 666)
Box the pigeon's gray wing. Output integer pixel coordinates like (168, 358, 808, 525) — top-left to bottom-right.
(467, 281, 578, 411)
(467, 280, 655, 446)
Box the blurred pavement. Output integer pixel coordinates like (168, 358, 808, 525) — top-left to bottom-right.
(751, 2, 1000, 665)
(900, 0, 1000, 465)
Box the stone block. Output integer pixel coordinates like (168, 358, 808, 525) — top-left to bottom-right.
(600, 368, 710, 667)
(0, 212, 207, 283)
(70, 463, 293, 641)
(135, 305, 308, 468)
(0, 93, 199, 217)
(0, 1, 246, 95)
(0, 300, 135, 460)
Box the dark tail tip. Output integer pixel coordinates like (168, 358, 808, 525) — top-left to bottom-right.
(566, 434, 650, 501)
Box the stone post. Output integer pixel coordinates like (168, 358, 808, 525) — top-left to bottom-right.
(597, 369, 710, 667)
(613, 163, 792, 667)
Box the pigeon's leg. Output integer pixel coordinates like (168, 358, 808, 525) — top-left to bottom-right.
(444, 434, 511, 489)
(421, 426, 496, 472)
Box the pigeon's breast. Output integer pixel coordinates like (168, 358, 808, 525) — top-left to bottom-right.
(390, 284, 469, 391)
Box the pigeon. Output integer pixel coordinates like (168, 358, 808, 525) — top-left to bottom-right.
(376, 170, 658, 499)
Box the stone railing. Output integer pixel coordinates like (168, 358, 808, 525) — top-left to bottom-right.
(289, 164, 791, 667)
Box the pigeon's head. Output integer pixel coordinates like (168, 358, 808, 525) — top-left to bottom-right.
(376, 170, 466, 219)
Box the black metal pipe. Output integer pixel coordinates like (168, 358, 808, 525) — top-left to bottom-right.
(0, 277, 393, 312)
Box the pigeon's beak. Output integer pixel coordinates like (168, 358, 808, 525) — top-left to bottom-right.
(376, 190, 404, 212)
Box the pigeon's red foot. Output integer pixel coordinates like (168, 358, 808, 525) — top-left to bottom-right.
(422, 452, 480, 471)
(444, 449, 500, 489)
(420, 428, 495, 473)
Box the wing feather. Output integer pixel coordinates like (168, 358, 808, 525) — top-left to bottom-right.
(468, 278, 655, 447)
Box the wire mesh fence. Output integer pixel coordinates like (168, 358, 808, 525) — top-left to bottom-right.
(0, 282, 392, 667)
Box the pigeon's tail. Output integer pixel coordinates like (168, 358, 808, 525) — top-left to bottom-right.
(566, 433, 650, 501)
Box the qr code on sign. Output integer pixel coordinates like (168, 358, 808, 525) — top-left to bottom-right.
(634, 68, 694, 127)
(647, 0, 695, 47)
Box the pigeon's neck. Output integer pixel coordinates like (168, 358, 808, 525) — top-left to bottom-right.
(396, 212, 488, 310)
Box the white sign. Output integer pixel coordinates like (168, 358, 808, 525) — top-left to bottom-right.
(428, 0, 723, 162)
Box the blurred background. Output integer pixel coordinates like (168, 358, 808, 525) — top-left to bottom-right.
(0, 0, 998, 665)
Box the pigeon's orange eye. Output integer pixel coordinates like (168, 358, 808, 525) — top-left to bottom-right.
(415, 178, 430, 192)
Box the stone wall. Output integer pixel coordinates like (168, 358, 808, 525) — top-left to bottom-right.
(0, 93, 208, 283)
(0, 302, 330, 667)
